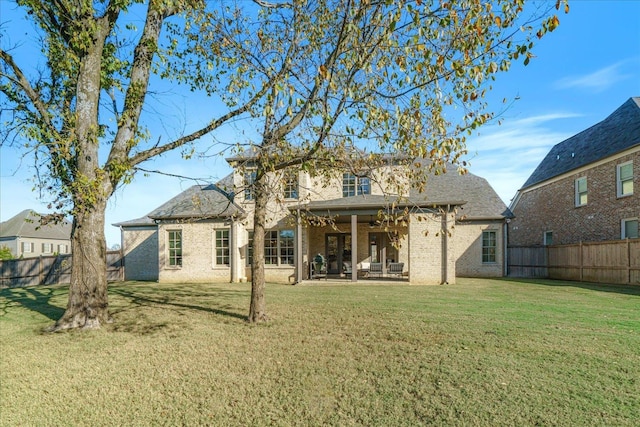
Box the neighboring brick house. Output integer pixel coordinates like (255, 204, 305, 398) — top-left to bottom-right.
(509, 97, 640, 246)
(0, 209, 72, 258)
(115, 157, 511, 285)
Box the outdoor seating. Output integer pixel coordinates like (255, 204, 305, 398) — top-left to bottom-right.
(368, 262, 383, 278)
(387, 262, 404, 277)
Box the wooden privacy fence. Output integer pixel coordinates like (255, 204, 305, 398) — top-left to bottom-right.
(0, 251, 123, 288)
(508, 239, 640, 285)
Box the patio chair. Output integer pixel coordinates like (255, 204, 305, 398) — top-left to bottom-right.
(369, 262, 383, 278)
(387, 262, 404, 277)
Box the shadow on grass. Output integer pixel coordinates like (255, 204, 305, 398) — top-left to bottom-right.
(503, 277, 640, 297)
(0, 286, 65, 321)
(110, 286, 248, 321)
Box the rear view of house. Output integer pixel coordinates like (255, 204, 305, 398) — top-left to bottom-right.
(116, 156, 511, 285)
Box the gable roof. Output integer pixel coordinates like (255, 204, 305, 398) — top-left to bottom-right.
(146, 183, 243, 221)
(411, 168, 512, 219)
(0, 209, 72, 240)
(302, 165, 511, 220)
(522, 97, 640, 189)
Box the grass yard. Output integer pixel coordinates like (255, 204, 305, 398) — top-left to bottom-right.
(1, 278, 639, 426)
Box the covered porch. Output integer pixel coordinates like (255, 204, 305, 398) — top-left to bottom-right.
(290, 196, 458, 284)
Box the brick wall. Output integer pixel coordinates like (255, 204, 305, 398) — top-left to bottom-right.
(510, 151, 639, 246)
(122, 226, 158, 281)
(454, 220, 504, 277)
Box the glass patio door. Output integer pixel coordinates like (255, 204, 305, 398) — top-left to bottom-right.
(325, 234, 352, 274)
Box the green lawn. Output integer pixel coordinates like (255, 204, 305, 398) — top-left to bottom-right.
(1, 278, 639, 426)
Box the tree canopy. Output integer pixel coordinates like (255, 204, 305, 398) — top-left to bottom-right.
(0, 0, 566, 329)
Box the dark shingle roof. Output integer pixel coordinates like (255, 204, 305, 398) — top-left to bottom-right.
(411, 169, 512, 219)
(146, 183, 243, 220)
(0, 209, 72, 239)
(522, 97, 640, 189)
(302, 165, 511, 220)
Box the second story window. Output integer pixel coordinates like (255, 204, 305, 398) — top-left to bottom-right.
(575, 177, 587, 206)
(342, 173, 370, 197)
(617, 161, 633, 197)
(244, 170, 256, 201)
(283, 172, 298, 199)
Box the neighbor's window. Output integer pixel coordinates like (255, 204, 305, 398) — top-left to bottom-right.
(342, 173, 371, 197)
(168, 230, 182, 267)
(544, 231, 553, 246)
(283, 172, 299, 199)
(246, 231, 254, 266)
(622, 218, 638, 239)
(244, 170, 257, 201)
(58, 244, 68, 253)
(215, 229, 230, 266)
(617, 161, 633, 197)
(482, 230, 497, 263)
(279, 230, 295, 265)
(21, 242, 33, 253)
(42, 243, 53, 254)
(575, 177, 588, 206)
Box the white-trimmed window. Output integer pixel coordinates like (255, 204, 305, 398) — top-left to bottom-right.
(42, 243, 53, 254)
(168, 230, 182, 267)
(246, 231, 254, 266)
(342, 173, 370, 197)
(244, 170, 257, 201)
(283, 172, 298, 199)
(482, 230, 497, 263)
(21, 242, 34, 253)
(617, 161, 633, 197)
(279, 230, 295, 265)
(57, 244, 68, 254)
(575, 177, 587, 206)
(264, 229, 295, 266)
(215, 229, 230, 266)
(622, 218, 638, 239)
(544, 231, 553, 246)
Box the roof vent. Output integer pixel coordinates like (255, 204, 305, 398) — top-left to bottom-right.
(571, 152, 575, 158)
(556, 155, 560, 160)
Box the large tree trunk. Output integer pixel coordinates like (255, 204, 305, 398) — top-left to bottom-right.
(51, 200, 110, 331)
(248, 171, 268, 323)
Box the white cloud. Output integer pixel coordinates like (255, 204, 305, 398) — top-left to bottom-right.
(554, 61, 630, 93)
(465, 112, 577, 204)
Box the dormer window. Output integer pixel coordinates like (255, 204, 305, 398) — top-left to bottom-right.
(343, 173, 370, 197)
(283, 171, 299, 199)
(244, 170, 256, 201)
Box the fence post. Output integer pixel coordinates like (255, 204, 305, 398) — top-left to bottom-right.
(628, 239, 631, 284)
(579, 240, 583, 282)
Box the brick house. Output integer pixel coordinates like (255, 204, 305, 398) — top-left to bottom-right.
(508, 97, 640, 246)
(0, 209, 72, 258)
(115, 157, 511, 284)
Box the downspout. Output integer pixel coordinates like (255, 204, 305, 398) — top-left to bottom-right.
(503, 219, 509, 277)
(296, 208, 303, 284)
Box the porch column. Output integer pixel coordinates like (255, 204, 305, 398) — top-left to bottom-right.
(230, 218, 239, 283)
(351, 214, 358, 282)
(296, 210, 303, 283)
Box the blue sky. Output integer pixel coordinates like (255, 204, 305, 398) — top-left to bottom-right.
(1, 0, 639, 248)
